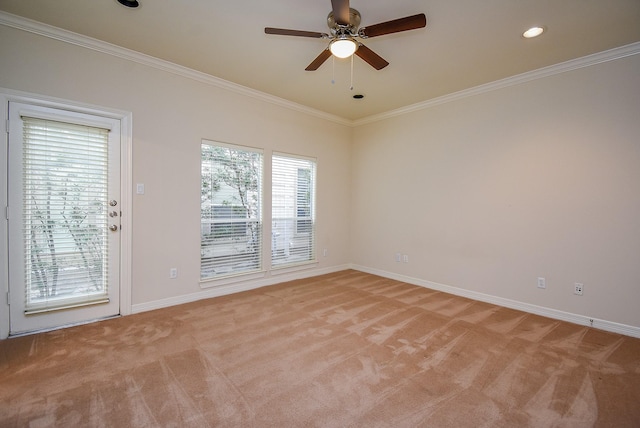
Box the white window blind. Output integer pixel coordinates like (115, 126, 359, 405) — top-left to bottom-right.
(272, 154, 316, 267)
(201, 142, 263, 279)
(22, 117, 110, 313)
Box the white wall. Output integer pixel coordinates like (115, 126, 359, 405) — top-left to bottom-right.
(351, 53, 640, 329)
(2, 19, 639, 335)
(0, 24, 352, 313)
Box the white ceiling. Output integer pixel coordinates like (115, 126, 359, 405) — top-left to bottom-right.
(1, 0, 639, 121)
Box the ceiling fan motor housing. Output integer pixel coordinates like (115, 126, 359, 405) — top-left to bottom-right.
(327, 8, 361, 36)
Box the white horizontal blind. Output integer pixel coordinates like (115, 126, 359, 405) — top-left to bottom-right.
(201, 142, 262, 279)
(22, 117, 110, 314)
(272, 154, 316, 267)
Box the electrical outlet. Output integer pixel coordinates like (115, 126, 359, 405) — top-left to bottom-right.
(403, 254, 409, 263)
(395, 253, 401, 263)
(537, 277, 546, 289)
(574, 283, 583, 295)
(323, 249, 328, 257)
(170, 268, 178, 279)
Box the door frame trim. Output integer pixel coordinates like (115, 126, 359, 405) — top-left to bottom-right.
(0, 88, 132, 339)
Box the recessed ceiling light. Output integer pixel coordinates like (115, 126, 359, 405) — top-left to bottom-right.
(117, 0, 139, 8)
(353, 94, 364, 99)
(523, 26, 545, 38)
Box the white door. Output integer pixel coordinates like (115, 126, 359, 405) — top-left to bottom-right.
(7, 102, 121, 334)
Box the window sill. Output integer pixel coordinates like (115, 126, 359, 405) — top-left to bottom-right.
(199, 260, 319, 289)
(199, 270, 267, 289)
(270, 260, 318, 276)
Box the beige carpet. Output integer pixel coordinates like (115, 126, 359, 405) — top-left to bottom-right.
(1, 270, 639, 427)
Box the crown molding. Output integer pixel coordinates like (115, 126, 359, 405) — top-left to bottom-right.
(2, 11, 639, 129)
(0, 11, 352, 127)
(353, 41, 640, 126)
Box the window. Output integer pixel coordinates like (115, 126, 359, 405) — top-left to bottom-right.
(200, 144, 316, 280)
(201, 142, 262, 279)
(21, 116, 110, 312)
(272, 154, 316, 268)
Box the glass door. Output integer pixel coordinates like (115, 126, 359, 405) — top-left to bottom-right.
(7, 102, 121, 334)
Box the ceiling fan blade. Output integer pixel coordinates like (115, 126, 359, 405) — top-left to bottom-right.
(358, 13, 426, 38)
(265, 27, 326, 38)
(305, 49, 332, 71)
(355, 43, 389, 70)
(331, 0, 350, 26)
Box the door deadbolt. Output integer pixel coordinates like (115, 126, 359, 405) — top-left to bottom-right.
(109, 211, 118, 217)
(109, 200, 118, 207)
(109, 225, 119, 231)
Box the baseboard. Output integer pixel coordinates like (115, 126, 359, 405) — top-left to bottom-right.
(132, 262, 640, 339)
(131, 264, 350, 314)
(350, 264, 640, 339)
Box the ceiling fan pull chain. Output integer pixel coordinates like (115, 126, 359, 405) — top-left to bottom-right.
(332, 56, 335, 84)
(350, 55, 354, 91)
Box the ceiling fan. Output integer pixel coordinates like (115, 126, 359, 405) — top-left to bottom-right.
(265, 0, 426, 71)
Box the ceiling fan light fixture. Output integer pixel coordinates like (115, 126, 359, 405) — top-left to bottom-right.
(330, 38, 357, 58)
